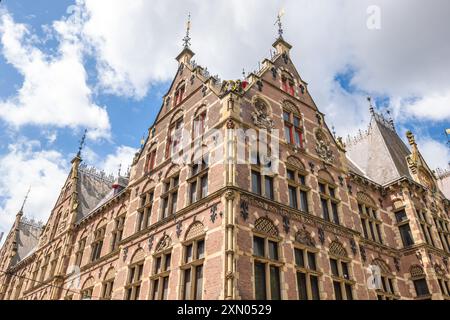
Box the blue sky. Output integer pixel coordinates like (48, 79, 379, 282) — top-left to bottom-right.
(0, 0, 449, 240)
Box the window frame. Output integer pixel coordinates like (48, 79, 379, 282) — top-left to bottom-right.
(286, 166, 310, 213)
(160, 174, 180, 220)
(318, 180, 340, 225)
(125, 261, 144, 300)
(150, 249, 172, 300)
(329, 255, 355, 300)
(252, 233, 283, 300)
(294, 245, 322, 300)
(180, 237, 205, 300)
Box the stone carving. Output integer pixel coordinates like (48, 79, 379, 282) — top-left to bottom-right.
(359, 245, 367, 262)
(176, 221, 183, 238)
(240, 200, 249, 221)
(318, 227, 325, 245)
(185, 222, 205, 241)
(295, 229, 316, 247)
(315, 129, 334, 163)
(210, 204, 218, 223)
(283, 216, 290, 234)
(155, 234, 171, 252)
(350, 239, 357, 256)
(251, 98, 274, 132)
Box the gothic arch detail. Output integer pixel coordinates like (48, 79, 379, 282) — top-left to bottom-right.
(82, 277, 94, 290)
(282, 100, 300, 115)
(103, 267, 116, 281)
(130, 248, 145, 264)
(329, 240, 348, 258)
(357, 192, 377, 207)
(286, 156, 305, 171)
(254, 217, 278, 237)
(185, 221, 205, 241)
(318, 169, 335, 184)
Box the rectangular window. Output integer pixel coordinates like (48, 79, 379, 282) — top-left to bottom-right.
(268, 241, 278, 261)
(182, 239, 205, 300)
(331, 202, 339, 225)
(252, 171, 262, 195)
(289, 186, 298, 209)
(254, 237, 265, 257)
(321, 198, 330, 221)
(399, 224, 415, 247)
(395, 210, 408, 223)
(414, 279, 430, 297)
(300, 190, 308, 212)
(330, 259, 339, 277)
(270, 266, 281, 300)
(254, 262, 266, 300)
(297, 272, 307, 300)
(265, 176, 274, 200)
(333, 281, 343, 300)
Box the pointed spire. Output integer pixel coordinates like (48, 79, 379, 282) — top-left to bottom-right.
(176, 13, 195, 65)
(118, 163, 122, 177)
(272, 9, 292, 55)
(182, 12, 192, 49)
(77, 129, 87, 158)
(406, 130, 419, 162)
(19, 186, 31, 215)
(275, 8, 285, 39)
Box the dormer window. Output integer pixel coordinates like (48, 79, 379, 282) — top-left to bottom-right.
(282, 76, 295, 96)
(174, 84, 186, 106)
(145, 149, 157, 173)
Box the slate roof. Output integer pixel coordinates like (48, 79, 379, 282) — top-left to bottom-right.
(75, 167, 114, 222)
(346, 113, 412, 185)
(10, 219, 42, 266)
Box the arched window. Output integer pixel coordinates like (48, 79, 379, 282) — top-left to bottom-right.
(281, 74, 295, 96)
(294, 229, 320, 300)
(318, 170, 340, 225)
(193, 108, 206, 140)
(80, 277, 94, 300)
(91, 222, 106, 262)
(144, 146, 157, 174)
(252, 217, 281, 300)
(180, 222, 205, 300)
(328, 241, 353, 300)
(160, 169, 180, 220)
(410, 265, 430, 299)
(174, 82, 186, 106)
(188, 154, 209, 204)
(371, 258, 397, 300)
(283, 101, 303, 148)
(75, 232, 87, 267)
(102, 268, 116, 300)
(166, 114, 184, 159)
(286, 156, 310, 213)
(357, 192, 383, 244)
(125, 249, 145, 300)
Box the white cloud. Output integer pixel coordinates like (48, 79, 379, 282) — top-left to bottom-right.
(0, 10, 111, 140)
(98, 145, 138, 176)
(0, 140, 69, 243)
(417, 137, 450, 171)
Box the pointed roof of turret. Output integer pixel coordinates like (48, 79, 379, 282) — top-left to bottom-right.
(346, 99, 412, 185)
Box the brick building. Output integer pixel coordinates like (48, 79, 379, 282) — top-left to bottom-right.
(1, 23, 450, 301)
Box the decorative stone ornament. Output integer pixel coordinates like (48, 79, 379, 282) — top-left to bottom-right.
(318, 227, 325, 245)
(210, 204, 218, 223)
(315, 129, 334, 163)
(282, 216, 290, 234)
(350, 238, 357, 256)
(359, 245, 367, 262)
(251, 98, 274, 132)
(295, 229, 316, 247)
(240, 200, 249, 221)
(176, 221, 183, 238)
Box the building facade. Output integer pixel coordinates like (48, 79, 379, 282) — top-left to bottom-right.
(1, 28, 450, 301)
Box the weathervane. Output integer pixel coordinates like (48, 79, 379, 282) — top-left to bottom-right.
(77, 129, 87, 157)
(20, 186, 31, 213)
(182, 12, 192, 49)
(275, 8, 285, 38)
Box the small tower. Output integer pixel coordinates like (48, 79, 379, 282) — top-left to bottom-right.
(176, 13, 195, 65)
(272, 9, 292, 55)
